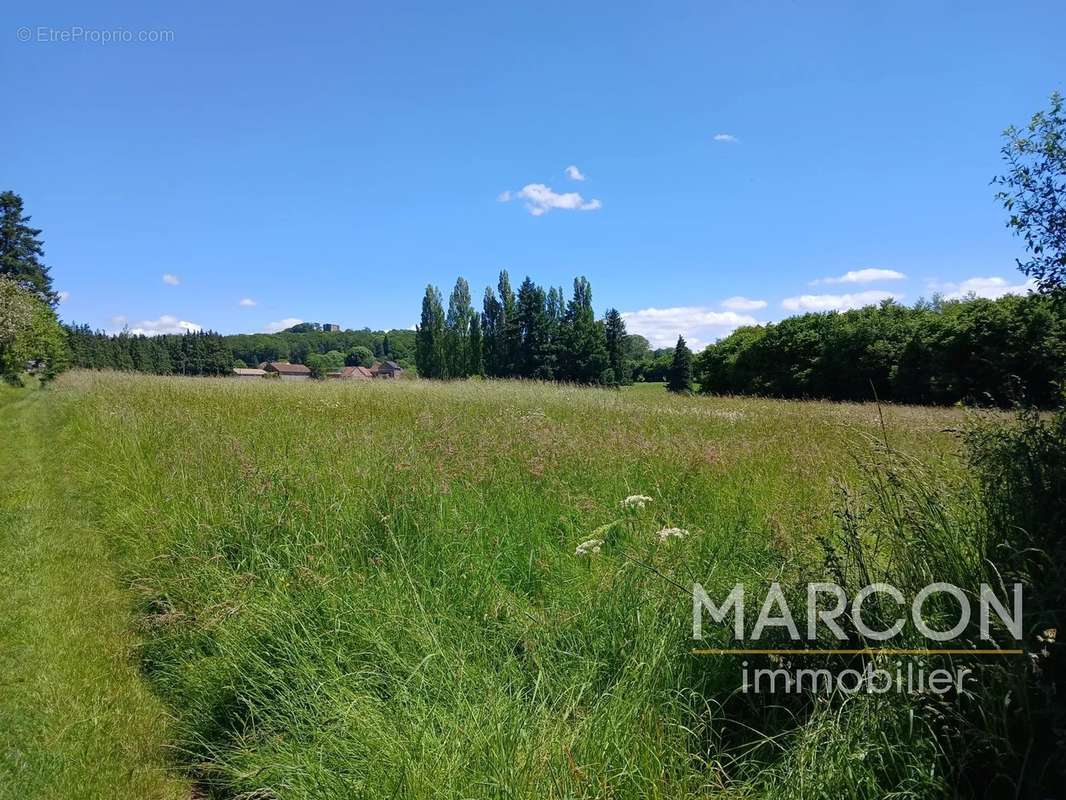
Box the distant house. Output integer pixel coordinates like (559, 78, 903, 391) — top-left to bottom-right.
(261, 361, 312, 381)
(327, 365, 374, 380)
(376, 360, 403, 379)
(322, 323, 341, 332)
(233, 367, 267, 379)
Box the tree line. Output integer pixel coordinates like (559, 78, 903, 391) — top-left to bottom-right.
(693, 293, 1065, 407)
(416, 272, 637, 384)
(65, 326, 234, 376)
(62, 325, 418, 377)
(225, 328, 414, 370)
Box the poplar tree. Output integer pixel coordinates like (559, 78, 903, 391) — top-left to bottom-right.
(445, 277, 473, 378)
(559, 276, 608, 383)
(482, 286, 504, 377)
(468, 312, 484, 376)
(416, 284, 446, 378)
(498, 270, 519, 377)
(604, 308, 628, 385)
(546, 286, 565, 373)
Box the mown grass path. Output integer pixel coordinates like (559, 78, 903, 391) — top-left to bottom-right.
(0, 387, 188, 800)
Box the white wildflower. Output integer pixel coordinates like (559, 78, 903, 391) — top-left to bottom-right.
(575, 538, 604, 557)
(621, 494, 653, 511)
(657, 527, 689, 543)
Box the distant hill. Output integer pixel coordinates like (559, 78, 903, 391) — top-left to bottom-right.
(224, 327, 415, 368)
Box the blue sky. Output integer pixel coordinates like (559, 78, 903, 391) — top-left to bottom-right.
(7, 1, 1064, 348)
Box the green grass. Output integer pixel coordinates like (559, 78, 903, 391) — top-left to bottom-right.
(0, 384, 189, 800)
(2, 372, 974, 798)
(623, 381, 700, 396)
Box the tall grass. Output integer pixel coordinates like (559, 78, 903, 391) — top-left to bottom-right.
(0, 384, 189, 800)
(780, 409, 1066, 797)
(21, 371, 990, 797)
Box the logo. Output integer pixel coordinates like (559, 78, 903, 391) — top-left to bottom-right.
(691, 581, 1023, 694)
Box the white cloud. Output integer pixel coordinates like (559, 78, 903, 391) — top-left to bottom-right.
(811, 268, 906, 285)
(498, 183, 602, 216)
(239, 298, 257, 307)
(782, 290, 901, 312)
(937, 276, 1036, 300)
(112, 314, 202, 336)
(264, 317, 303, 333)
(620, 306, 760, 351)
(565, 165, 586, 181)
(721, 296, 767, 311)
(713, 133, 739, 143)
(162, 273, 180, 286)
(57, 290, 70, 303)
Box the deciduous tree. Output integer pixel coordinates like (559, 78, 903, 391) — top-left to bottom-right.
(0, 277, 67, 383)
(603, 308, 628, 385)
(468, 312, 483, 376)
(415, 285, 446, 378)
(994, 91, 1066, 293)
(445, 277, 474, 378)
(481, 287, 504, 377)
(498, 270, 519, 376)
(559, 277, 607, 383)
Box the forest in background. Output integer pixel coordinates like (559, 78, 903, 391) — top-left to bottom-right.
(61, 324, 418, 378)
(694, 293, 1065, 407)
(413, 268, 1066, 407)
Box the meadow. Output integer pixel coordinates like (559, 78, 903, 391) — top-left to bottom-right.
(0, 372, 1011, 799)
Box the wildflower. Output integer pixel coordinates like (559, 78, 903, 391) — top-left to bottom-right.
(621, 494, 653, 511)
(657, 527, 689, 543)
(575, 538, 604, 557)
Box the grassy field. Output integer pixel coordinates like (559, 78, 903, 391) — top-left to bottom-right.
(0, 384, 189, 800)
(1, 371, 977, 798)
